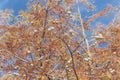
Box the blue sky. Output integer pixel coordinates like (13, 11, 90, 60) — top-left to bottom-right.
(78, 0, 120, 24)
(0, 0, 120, 23)
(0, 0, 27, 15)
(92, 0, 120, 24)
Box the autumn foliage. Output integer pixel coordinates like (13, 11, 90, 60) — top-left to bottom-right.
(0, 0, 120, 80)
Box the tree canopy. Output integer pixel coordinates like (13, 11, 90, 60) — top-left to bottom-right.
(0, 0, 120, 80)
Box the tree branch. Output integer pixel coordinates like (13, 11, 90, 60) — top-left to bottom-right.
(57, 36, 79, 80)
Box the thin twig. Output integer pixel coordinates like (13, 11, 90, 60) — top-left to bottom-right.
(76, 0, 94, 75)
(72, 38, 85, 53)
(2, 48, 29, 63)
(42, 7, 49, 42)
(76, 0, 92, 59)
